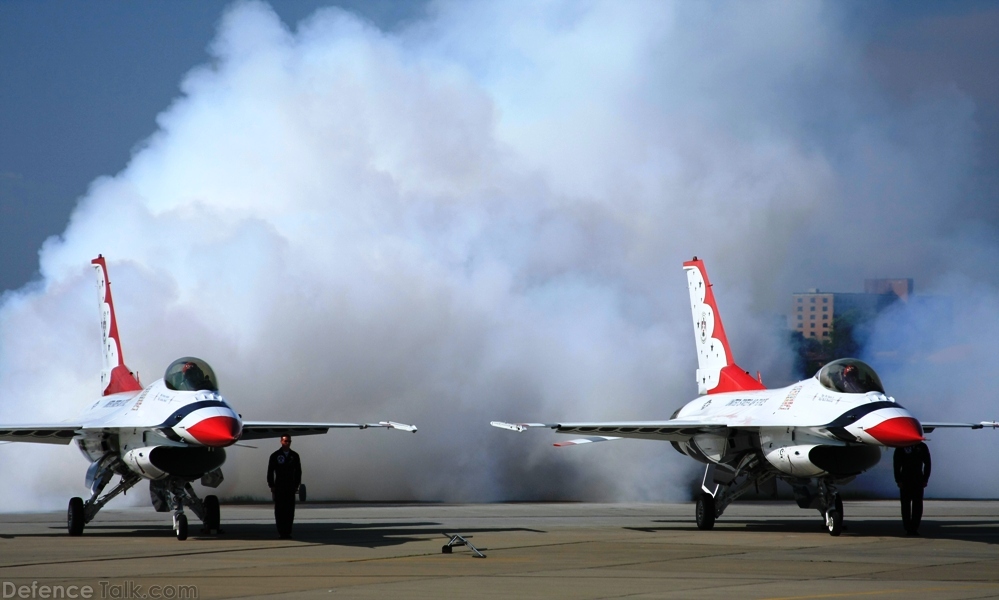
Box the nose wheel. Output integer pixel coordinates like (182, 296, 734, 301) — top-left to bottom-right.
(825, 508, 842, 536)
(174, 514, 188, 541)
(819, 485, 844, 536)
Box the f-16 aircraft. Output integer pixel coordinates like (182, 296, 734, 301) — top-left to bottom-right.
(493, 257, 996, 535)
(0, 256, 416, 540)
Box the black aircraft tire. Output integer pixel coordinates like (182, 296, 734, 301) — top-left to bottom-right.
(835, 494, 844, 518)
(695, 493, 716, 530)
(204, 495, 220, 533)
(68, 497, 85, 536)
(299, 484, 307, 503)
(826, 509, 843, 536)
(176, 514, 188, 541)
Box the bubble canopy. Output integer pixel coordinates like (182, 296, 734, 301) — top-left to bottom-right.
(164, 357, 219, 392)
(816, 358, 885, 395)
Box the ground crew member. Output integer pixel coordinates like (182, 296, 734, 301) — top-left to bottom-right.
(894, 441, 931, 535)
(267, 435, 302, 539)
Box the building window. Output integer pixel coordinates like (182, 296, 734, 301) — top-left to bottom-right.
(798, 307, 803, 312)
(810, 315, 816, 320)
(822, 306, 828, 312)
(822, 332, 829, 337)
(823, 298, 828, 303)
(810, 298, 816, 303)
(810, 306, 815, 312)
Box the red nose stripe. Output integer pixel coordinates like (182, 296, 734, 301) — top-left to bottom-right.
(866, 417, 924, 447)
(187, 416, 241, 447)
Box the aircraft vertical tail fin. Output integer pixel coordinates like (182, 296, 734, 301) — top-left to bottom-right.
(92, 256, 143, 396)
(683, 257, 766, 395)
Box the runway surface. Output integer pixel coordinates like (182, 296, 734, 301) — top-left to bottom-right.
(2, 501, 999, 599)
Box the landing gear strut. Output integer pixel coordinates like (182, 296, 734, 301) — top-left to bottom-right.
(694, 458, 775, 530)
(818, 481, 844, 537)
(162, 480, 222, 540)
(67, 458, 142, 537)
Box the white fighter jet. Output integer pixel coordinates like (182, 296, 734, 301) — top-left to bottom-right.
(492, 257, 996, 535)
(0, 256, 416, 539)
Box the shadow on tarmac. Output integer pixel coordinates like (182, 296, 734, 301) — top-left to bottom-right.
(631, 516, 999, 543)
(32, 521, 545, 547)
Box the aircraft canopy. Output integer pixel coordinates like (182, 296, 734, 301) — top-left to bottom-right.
(816, 358, 885, 395)
(164, 357, 218, 392)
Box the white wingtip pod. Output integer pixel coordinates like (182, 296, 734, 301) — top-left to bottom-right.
(379, 421, 418, 432)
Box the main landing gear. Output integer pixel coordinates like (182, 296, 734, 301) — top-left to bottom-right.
(695, 493, 715, 530)
(694, 460, 847, 537)
(694, 458, 775, 531)
(68, 456, 223, 540)
(68, 456, 142, 537)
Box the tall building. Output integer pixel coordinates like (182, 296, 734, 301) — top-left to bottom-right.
(791, 279, 912, 340)
(791, 290, 834, 340)
(864, 278, 913, 300)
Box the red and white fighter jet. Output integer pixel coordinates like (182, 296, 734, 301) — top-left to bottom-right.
(493, 257, 996, 535)
(0, 256, 416, 539)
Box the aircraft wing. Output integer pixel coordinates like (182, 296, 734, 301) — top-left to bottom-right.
(240, 420, 417, 440)
(490, 420, 730, 444)
(0, 424, 82, 445)
(921, 421, 999, 434)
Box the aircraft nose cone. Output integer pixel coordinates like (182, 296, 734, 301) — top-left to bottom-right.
(187, 416, 242, 447)
(865, 416, 924, 447)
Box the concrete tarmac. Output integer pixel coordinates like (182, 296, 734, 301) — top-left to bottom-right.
(2, 501, 999, 599)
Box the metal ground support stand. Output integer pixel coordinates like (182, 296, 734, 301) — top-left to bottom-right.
(83, 472, 142, 524)
(441, 533, 486, 558)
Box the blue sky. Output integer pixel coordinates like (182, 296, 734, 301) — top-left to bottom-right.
(1, 1, 996, 293)
(0, 1, 426, 292)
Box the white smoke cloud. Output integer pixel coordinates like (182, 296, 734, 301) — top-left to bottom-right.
(0, 0, 995, 511)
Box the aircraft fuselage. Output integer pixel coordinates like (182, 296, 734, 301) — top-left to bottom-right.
(670, 376, 916, 479)
(75, 378, 241, 481)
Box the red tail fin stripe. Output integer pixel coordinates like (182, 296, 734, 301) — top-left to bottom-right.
(683, 258, 766, 394)
(91, 256, 142, 397)
(683, 258, 734, 365)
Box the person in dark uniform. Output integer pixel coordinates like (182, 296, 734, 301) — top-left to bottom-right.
(267, 435, 302, 539)
(894, 441, 931, 535)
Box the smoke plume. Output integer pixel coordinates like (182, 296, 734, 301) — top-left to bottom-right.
(1, 0, 996, 510)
